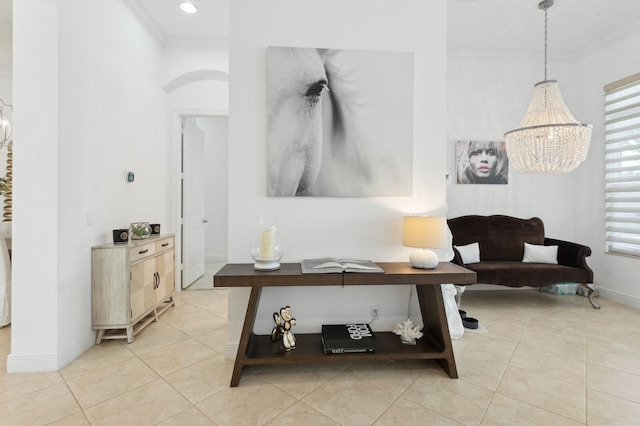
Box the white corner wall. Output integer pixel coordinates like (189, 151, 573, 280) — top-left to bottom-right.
(226, 0, 448, 356)
(446, 54, 583, 241)
(198, 116, 229, 261)
(164, 44, 230, 279)
(10, 0, 59, 371)
(10, 0, 172, 372)
(163, 45, 229, 85)
(446, 29, 640, 308)
(575, 32, 640, 307)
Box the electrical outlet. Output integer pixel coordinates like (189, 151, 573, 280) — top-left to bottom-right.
(371, 306, 379, 320)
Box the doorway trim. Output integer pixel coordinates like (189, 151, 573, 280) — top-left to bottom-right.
(170, 108, 228, 291)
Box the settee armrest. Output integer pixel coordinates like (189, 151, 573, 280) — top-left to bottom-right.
(545, 237, 594, 282)
(451, 247, 464, 266)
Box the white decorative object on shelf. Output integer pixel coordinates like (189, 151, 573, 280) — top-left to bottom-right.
(393, 319, 423, 345)
(251, 214, 282, 271)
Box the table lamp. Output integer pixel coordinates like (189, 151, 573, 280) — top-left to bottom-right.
(403, 216, 448, 269)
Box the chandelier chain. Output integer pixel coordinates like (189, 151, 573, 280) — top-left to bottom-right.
(503, 0, 593, 174)
(544, 6, 548, 81)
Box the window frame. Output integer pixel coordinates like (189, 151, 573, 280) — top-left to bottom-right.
(604, 72, 640, 258)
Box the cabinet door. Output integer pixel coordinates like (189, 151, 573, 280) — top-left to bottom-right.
(155, 250, 175, 302)
(130, 257, 156, 320)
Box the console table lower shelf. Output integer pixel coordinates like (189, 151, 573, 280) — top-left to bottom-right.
(214, 262, 476, 387)
(245, 330, 451, 364)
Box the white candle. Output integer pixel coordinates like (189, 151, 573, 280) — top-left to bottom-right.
(260, 228, 275, 259)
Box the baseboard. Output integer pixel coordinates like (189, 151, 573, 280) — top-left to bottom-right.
(464, 284, 640, 309)
(7, 331, 96, 372)
(57, 331, 96, 370)
(464, 284, 531, 291)
(597, 287, 640, 309)
(225, 343, 238, 360)
(7, 352, 59, 372)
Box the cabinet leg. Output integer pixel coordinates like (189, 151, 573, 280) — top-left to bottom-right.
(95, 329, 105, 344)
(126, 326, 134, 343)
(230, 286, 262, 387)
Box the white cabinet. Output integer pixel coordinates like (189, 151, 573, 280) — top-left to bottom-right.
(92, 235, 175, 343)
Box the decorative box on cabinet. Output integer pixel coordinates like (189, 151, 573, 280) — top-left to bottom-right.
(92, 234, 176, 344)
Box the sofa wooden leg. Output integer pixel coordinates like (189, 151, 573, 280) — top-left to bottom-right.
(584, 283, 600, 309)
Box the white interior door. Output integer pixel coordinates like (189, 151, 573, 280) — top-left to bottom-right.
(182, 120, 206, 288)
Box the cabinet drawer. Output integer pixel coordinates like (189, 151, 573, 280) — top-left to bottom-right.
(129, 242, 155, 263)
(155, 237, 174, 253)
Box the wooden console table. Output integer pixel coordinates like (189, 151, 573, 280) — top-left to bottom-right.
(214, 262, 476, 387)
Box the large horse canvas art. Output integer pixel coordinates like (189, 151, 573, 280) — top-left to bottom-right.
(267, 47, 414, 197)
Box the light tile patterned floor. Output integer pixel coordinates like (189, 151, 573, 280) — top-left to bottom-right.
(1, 281, 639, 425)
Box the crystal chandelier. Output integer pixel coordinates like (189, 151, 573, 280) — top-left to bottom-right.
(504, 0, 592, 174)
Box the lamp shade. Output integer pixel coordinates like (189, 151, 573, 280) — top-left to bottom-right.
(403, 216, 448, 249)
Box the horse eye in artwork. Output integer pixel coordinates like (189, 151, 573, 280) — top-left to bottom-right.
(305, 79, 329, 102)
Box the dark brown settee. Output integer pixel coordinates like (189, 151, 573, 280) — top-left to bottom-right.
(448, 215, 599, 308)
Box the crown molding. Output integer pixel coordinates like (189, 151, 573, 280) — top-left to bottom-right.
(120, 0, 166, 46)
(164, 38, 229, 50)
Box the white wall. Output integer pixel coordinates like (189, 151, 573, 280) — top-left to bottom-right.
(8, 0, 638, 373)
(446, 54, 582, 241)
(163, 45, 229, 114)
(197, 116, 228, 261)
(446, 31, 640, 308)
(164, 45, 230, 279)
(11, 0, 59, 371)
(575, 32, 640, 307)
(163, 45, 229, 85)
(226, 0, 448, 356)
(168, 81, 228, 114)
(10, 0, 171, 371)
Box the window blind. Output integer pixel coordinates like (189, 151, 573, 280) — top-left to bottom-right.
(605, 73, 640, 257)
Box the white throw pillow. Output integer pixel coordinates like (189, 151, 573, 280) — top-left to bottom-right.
(522, 242, 558, 264)
(454, 242, 480, 264)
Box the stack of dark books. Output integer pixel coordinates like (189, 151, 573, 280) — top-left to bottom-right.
(321, 324, 377, 354)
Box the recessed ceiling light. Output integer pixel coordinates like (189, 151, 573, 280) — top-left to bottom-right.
(179, 2, 198, 14)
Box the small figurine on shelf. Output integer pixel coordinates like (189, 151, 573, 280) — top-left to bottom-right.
(271, 306, 297, 351)
(393, 318, 423, 345)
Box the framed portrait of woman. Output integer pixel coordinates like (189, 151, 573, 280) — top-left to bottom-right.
(456, 140, 508, 185)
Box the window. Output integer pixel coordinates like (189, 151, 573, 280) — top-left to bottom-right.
(604, 72, 640, 257)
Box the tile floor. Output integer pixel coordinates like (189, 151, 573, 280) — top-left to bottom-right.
(1, 280, 640, 425)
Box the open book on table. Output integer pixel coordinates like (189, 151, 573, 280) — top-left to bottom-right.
(301, 258, 384, 274)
